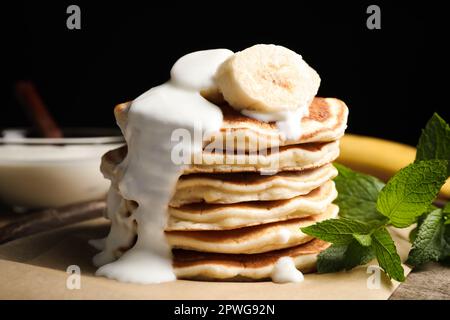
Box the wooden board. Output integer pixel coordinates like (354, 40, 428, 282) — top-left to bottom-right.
(0, 201, 105, 244)
(390, 262, 450, 300)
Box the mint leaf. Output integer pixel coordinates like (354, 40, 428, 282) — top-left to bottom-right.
(442, 226, 450, 258)
(301, 218, 373, 245)
(353, 233, 372, 246)
(409, 206, 439, 242)
(444, 203, 450, 225)
(407, 209, 445, 265)
(409, 227, 418, 242)
(317, 240, 375, 273)
(416, 113, 450, 175)
(333, 163, 388, 224)
(376, 160, 448, 228)
(371, 227, 405, 281)
(444, 202, 450, 214)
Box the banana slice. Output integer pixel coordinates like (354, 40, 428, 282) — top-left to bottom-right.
(215, 44, 321, 113)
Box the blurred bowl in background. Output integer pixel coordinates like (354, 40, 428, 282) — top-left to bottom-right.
(0, 128, 124, 210)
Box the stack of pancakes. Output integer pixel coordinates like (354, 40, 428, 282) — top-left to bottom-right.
(102, 97, 348, 281)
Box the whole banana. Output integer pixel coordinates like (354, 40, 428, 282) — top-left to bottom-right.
(338, 134, 450, 199)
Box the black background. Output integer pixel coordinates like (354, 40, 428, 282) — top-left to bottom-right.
(3, 1, 448, 146)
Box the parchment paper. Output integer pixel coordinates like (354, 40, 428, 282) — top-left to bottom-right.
(0, 218, 412, 300)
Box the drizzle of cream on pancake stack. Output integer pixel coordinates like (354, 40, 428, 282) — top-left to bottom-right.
(91, 45, 349, 284)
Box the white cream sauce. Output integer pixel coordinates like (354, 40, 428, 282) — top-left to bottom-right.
(276, 228, 292, 244)
(93, 49, 233, 284)
(91, 186, 136, 267)
(271, 257, 305, 283)
(242, 103, 310, 140)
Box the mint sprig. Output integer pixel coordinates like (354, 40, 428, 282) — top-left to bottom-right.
(444, 203, 450, 225)
(376, 160, 448, 228)
(301, 218, 373, 245)
(371, 227, 405, 282)
(317, 241, 374, 273)
(353, 233, 372, 247)
(301, 112, 450, 281)
(333, 163, 387, 225)
(407, 209, 447, 265)
(416, 113, 450, 175)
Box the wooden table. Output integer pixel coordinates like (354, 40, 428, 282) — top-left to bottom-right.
(0, 201, 449, 300)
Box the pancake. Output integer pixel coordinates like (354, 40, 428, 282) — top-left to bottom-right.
(208, 97, 348, 151)
(171, 163, 337, 206)
(173, 238, 330, 281)
(166, 204, 338, 254)
(114, 97, 348, 150)
(100, 144, 127, 181)
(185, 140, 339, 174)
(166, 180, 337, 230)
(101, 139, 340, 175)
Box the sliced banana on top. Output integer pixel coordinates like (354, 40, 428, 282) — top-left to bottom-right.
(215, 44, 321, 113)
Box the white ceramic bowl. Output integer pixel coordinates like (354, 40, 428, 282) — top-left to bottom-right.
(0, 128, 124, 209)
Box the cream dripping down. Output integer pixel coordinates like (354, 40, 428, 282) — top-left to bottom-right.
(92, 49, 232, 284)
(92, 46, 317, 284)
(271, 257, 305, 283)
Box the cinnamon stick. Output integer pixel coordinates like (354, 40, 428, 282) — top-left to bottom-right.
(15, 80, 63, 138)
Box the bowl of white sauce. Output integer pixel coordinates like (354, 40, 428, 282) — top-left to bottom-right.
(0, 128, 124, 209)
